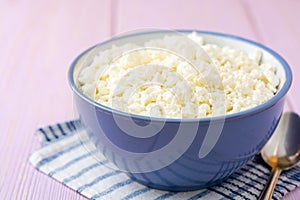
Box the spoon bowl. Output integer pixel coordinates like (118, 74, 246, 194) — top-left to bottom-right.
(259, 112, 300, 200)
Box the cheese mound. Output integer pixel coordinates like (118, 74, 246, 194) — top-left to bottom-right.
(77, 33, 279, 118)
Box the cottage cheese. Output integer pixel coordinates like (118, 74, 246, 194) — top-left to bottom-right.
(77, 33, 279, 118)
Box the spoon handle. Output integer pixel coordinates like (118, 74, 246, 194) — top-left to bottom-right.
(258, 168, 282, 200)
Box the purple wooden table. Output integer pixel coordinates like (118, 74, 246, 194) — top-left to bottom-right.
(0, 0, 299, 199)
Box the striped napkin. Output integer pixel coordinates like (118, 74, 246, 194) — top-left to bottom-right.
(29, 120, 300, 200)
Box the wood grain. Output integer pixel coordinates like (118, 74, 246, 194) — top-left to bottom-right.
(242, 0, 300, 113)
(0, 0, 299, 199)
(114, 0, 258, 39)
(0, 0, 111, 199)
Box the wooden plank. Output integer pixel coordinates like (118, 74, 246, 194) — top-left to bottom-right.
(114, 0, 258, 39)
(0, 0, 111, 199)
(242, 0, 300, 113)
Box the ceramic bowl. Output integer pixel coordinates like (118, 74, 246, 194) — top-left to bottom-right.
(68, 30, 292, 191)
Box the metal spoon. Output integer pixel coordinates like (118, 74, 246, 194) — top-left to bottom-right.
(258, 112, 300, 200)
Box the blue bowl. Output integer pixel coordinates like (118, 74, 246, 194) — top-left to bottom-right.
(68, 30, 292, 191)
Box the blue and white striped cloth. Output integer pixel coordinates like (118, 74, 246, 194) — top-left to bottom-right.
(29, 120, 300, 200)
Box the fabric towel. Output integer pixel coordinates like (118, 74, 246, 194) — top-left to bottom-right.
(29, 120, 300, 200)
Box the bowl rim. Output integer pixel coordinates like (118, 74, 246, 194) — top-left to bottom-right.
(68, 30, 292, 123)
